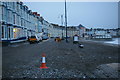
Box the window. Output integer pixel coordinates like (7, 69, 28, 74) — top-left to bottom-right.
(13, 14, 15, 24)
(8, 27, 10, 38)
(3, 7, 7, 21)
(2, 26, 4, 38)
(8, 10, 10, 23)
(15, 14, 17, 24)
(11, 28, 13, 38)
(17, 15, 19, 25)
(13, 28, 17, 38)
(5, 26, 7, 38)
(2, 26, 8, 39)
(2, 7, 4, 20)
(21, 19, 22, 26)
(13, 2, 15, 10)
(24, 20, 25, 27)
(9, 11, 12, 23)
(19, 17, 21, 25)
(17, 3, 19, 12)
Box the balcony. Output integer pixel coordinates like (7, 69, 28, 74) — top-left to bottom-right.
(7, 22, 13, 26)
(0, 2, 6, 6)
(1, 20, 7, 25)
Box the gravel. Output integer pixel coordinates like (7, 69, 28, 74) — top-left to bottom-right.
(2, 38, 119, 79)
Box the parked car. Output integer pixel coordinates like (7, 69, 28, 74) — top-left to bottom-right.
(42, 35, 49, 40)
(35, 33, 43, 41)
(28, 36, 39, 44)
(64, 36, 70, 39)
(55, 37, 61, 42)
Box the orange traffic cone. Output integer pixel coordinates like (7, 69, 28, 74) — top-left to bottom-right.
(40, 53, 48, 69)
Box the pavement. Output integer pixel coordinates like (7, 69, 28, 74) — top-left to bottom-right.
(2, 38, 119, 79)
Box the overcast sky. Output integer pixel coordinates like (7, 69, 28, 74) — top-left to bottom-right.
(24, 2, 118, 29)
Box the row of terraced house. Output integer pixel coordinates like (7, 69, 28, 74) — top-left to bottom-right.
(0, 1, 79, 44)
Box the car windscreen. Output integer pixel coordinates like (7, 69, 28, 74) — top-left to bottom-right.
(30, 36, 36, 38)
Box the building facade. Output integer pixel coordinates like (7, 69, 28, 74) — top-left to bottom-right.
(0, 1, 82, 44)
(0, 1, 42, 43)
(51, 24, 79, 38)
(77, 24, 86, 37)
(85, 28, 120, 38)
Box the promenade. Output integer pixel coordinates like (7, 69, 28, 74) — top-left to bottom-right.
(2, 38, 119, 79)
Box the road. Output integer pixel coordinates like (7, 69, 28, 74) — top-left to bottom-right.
(2, 38, 119, 79)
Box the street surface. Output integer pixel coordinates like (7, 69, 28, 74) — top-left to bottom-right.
(2, 38, 119, 78)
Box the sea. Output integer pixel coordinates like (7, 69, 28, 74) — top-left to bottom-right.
(104, 38, 120, 45)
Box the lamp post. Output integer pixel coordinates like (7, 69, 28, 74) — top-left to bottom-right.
(61, 15, 64, 39)
(65, 0, 68, 42)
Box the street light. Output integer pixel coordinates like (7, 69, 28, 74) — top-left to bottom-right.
(61, 15, 64, 39)
(65, 0, 68, 42)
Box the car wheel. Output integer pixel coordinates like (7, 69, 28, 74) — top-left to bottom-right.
(29, 42, 32, 44)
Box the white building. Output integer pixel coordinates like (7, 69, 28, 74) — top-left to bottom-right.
(51, 24, 79, 38)
(0, 1, 42, 44)
(107, 29, 117, 37)
(0, 1, 84, 45)
(77, 24, 86, 37)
